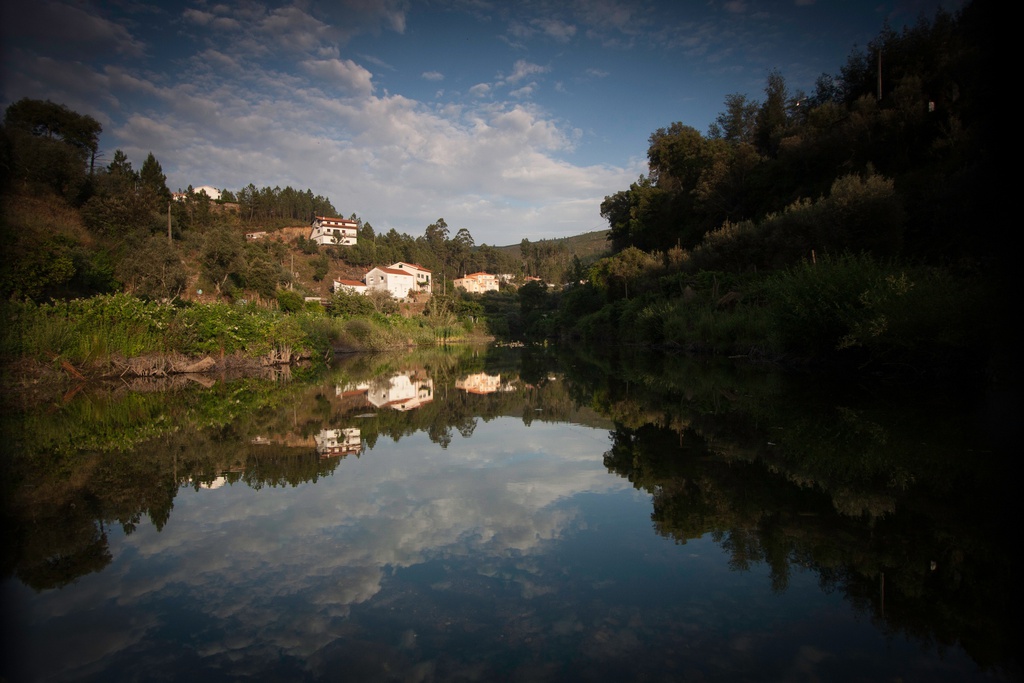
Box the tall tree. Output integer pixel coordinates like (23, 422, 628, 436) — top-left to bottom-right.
(140, 152, 171, 204)
(708, 93, 759, 145)
(3, 98, 101, 172)
(3, 98, 101, 200)
(451, 228, 475, 276)
(755, 69, 790, 155)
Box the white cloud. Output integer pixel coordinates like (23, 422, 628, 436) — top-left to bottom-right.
(0, 0, 645, 244)
(536, 17, 577, 42)
(14, 418, 633, 677)
(503, 59, 550, 85)
(300, 58, 375, 95)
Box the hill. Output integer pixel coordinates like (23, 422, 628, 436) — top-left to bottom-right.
(494, 230, 610, 263)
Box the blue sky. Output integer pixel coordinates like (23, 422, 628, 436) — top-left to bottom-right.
(1, 0, 960, 246)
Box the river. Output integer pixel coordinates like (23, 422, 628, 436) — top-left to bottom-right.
(0, 344, 1018, 682)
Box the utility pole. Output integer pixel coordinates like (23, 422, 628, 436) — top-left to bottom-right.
(877, 48, 882, 100)
(167, 202, 172, 244)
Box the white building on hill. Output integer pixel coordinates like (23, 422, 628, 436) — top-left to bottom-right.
(333, 279, 367, 295)
(310, 216, 358, 246)
(365, 266, 416, 299)
(454, 272, 499, 293)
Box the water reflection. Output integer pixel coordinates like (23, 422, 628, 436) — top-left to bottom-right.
(314, 427, 363, 458)
(343, 369, 434, 411)
(0, 345, 1018, 682)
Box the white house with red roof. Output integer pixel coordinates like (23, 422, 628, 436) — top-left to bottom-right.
(388, 262, 432, 292)
(310, 216, 358, 246)
(365, 266, 416, 299)
(454, 272, 499, 293)
(332, 279, 367, 295)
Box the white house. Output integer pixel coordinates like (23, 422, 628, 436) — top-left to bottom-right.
(351, 372, 433, 411)
(172, 186, 222, 202)
(333, 279, 367, 295)
(388, 262, 432, 293)
(454, 272, 499, 294)
(310, 215, 358, 246)
(194, 185, 222, 200)
(455, 373, 506, 394)
(314, 428, 362, 457)
(365, 266, 416, 299)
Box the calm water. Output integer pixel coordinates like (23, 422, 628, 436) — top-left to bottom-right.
(1, 345, 1019, 682)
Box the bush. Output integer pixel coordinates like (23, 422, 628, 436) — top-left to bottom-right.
(276, 289, 304, 313)
(763, 253, 989, 366)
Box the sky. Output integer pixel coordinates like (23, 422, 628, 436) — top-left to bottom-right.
(1, 0, 961, 247)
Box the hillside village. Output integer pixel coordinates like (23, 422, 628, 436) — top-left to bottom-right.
(241, 213, 510, 306)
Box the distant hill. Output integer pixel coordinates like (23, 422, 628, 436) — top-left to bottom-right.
(493, 230, 611, 263)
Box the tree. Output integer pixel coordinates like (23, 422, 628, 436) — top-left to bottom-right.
(246, 247, 282, 299)
(367, 288, 398, 314)
(116, 235, 186, 299)
(105, 150, 137, 193)
(755, 69, 790, 155)
(708, 93, 759, 145)
(451, 228, 475, 276)
(277, 289, 304, 312)
(3, 98, 101, 200)
(601, 175, 676, 252)
(590, 247, 660, 300)
(311, 253, 329, 282)
(4, 98, 101, 172)
(139, 152, 171, 205)
(201, 226, 247, 295)
(82, 152, 162, 239)
(423, 218, 450, 273)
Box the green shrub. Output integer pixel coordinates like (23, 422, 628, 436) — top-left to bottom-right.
(763, 253, 989, 365)
(276, 289, 304, 313)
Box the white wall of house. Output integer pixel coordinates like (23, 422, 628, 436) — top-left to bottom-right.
(194, 185, 222, 200)
(333, 280, 367, 295)
(389, 262, 432, 290)
(365, 267, 415, 299)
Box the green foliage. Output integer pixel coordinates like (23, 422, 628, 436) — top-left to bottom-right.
(244, 248, 282, 300)
(763, 253, 989, 367)
(327, 290, 376, 317)
(589, 247, 662, 300)
(1, 293, 175, 363)
(201, 225, 247, 296)
(276, 289, 304, 313)
(139, 152, 171, 204)
(234, 183, 336, 224)
(311, 253, 329, 282)
(685, 171, 903, 273)
(116, 236, 187, 300)
(3, 98, 101, 201)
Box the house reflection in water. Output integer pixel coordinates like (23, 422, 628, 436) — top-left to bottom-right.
(314, 428, 363, 458)
(455, 373, 508, 395)
(338, 370, 434, 412)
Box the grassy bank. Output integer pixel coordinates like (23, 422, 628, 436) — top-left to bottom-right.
(0, 293, 482, 382)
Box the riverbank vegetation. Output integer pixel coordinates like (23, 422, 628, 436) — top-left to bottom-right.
(0, 0, 1006, 386)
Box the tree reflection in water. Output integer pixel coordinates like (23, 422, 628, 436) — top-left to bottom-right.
(1, 344, 1018, 681)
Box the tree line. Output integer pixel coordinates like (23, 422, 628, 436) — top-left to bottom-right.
(521, 0, 1004, 378)
(0, 100, 530, 303)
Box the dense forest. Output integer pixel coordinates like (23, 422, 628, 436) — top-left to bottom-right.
(537, 0, 1006, 380)
(0, 0, 1009, 384)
